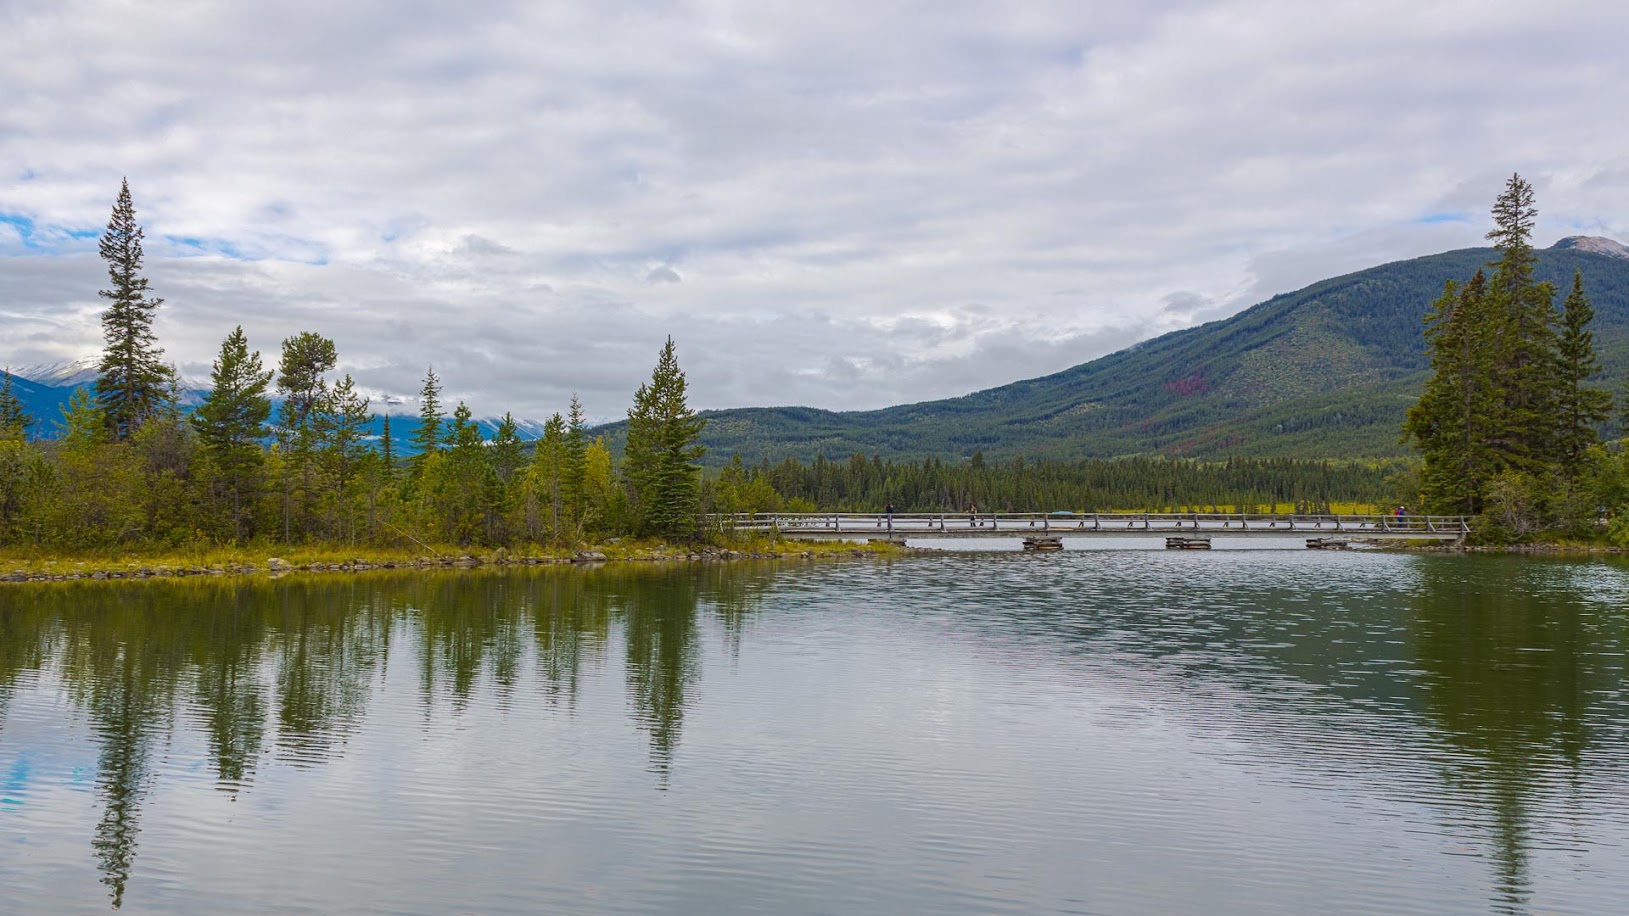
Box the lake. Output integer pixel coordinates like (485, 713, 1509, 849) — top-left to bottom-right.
(1, 549, 1627, 914)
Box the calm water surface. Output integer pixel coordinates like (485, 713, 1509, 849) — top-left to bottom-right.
(1, 550, 1627, 914)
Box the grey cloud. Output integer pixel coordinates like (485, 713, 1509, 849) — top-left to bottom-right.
(4, 1, 1629, 421)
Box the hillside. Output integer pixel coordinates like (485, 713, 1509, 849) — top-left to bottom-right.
(675, 240, 1629, 463)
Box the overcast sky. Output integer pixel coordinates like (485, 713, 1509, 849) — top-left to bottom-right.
(4, 0, 1628, 421)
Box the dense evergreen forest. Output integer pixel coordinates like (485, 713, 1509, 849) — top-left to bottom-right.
(1405, 176, 1629, 542)
(727, 453, 1401, 516)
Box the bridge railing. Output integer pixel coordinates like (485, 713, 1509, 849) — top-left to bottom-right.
(702, 511, 1472, 535)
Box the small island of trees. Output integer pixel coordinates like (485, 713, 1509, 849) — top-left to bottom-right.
(1405, 174, 1629, 542)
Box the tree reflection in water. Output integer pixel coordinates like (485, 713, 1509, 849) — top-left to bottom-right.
(1409, 558, 1619, 916)
(0, 564, 772, 905)
(15, 555, 1622, 913)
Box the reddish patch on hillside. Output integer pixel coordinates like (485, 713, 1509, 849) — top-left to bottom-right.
(1163, 371, 1210, 397)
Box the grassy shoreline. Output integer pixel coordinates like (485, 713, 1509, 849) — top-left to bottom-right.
(1, 537, 912, 584)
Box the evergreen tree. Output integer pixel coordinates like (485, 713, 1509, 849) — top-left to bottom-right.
(1621, 377, 1629, 439)
(1406, 274, 1497, 513)
(0, 370, 30, 436)
(379, 412, 396, 481)
(491, 412, 525, 485)
(446, 400, 479, 450)
(1555, 270, 1612, 468)
(190, 327, 273, 540)
(562, 394, 588, 530)
(528, 412, 567, 539)
(56, 387, 107, 450)
(1407, 174, 1569, 518)
(275, 332, 337, 541)
(314, 374, 372, 542)
(276, 332, 337, 433)
(1483, 173, 1560, 475)
(436, 401, 487, 543)
(623, 337, 707, 539)
(410, 367, 444, 472)
(94, 179, 174, 440)
(318, 375, 371, 467)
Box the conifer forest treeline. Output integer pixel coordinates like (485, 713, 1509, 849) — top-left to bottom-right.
(5, 178, 1629, 553)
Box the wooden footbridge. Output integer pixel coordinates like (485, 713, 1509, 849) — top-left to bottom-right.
(708, 512, 1471, 546)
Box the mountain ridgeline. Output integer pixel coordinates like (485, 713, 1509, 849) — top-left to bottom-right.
(676, 239, 1629, 463)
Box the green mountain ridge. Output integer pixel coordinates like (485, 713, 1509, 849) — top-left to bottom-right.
(669, 241, 1629, 463)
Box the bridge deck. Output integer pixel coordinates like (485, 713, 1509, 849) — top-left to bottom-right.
(709, 512, 1469, 541)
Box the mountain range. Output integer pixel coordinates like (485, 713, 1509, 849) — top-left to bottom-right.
(11, 237, 1628, 462)
(1, 359, 543, 445)
(673, 237, 1629, 463)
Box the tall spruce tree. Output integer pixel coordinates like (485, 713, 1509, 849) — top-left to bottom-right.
(410, 366, 444, 474)
(318, 375, 372, 481)
(1555, 270, 1612, 467)
(379, 412, 396, 480)
(95, 179, 174, 440)
(562, 393, 588, 530)
(1406, 274, 1497, 513)
(1483, 173, 1561, 475)
(191, 327, 273, 540)
(623, 337, 706, 539)
(531, 412, 567, 537)
(490, 412, 525, 485)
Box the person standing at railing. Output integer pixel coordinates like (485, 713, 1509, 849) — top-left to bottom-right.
(968, 502, 979, 527)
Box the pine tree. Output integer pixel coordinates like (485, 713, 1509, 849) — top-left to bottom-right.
(94, 179, 174, 440)
(0, 370, 30, 436)
(1555, 270, 1612, 468)
(276, 332, 337, 434)
(623, 337, 706, 539)
(190, 327, 273, 540)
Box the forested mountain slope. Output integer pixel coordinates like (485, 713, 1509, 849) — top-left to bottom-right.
(681, 241, 1629, 463)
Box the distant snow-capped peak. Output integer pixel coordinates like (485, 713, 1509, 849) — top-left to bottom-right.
(10, 357, 100, 388)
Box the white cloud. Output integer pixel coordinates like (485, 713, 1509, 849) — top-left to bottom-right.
(3, 0, 1628, 420)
